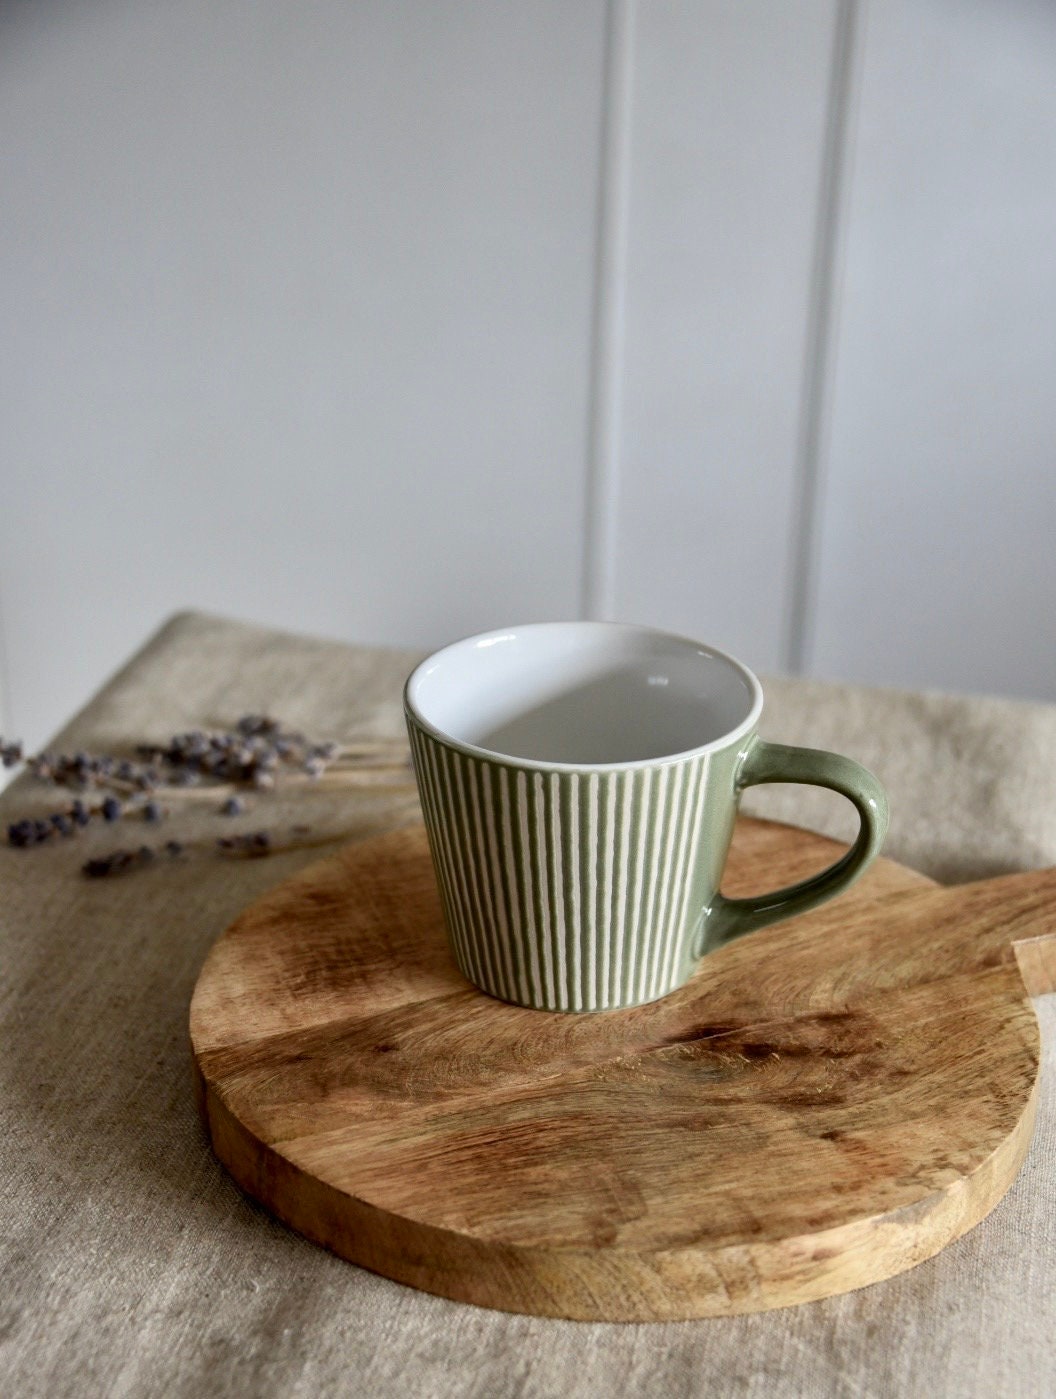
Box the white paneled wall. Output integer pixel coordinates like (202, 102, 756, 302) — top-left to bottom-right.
(1, 0, 604, 748)
(612, 0, 841, 669)
(2, 0, 1055, 752)
(809, 0, 1056, 700)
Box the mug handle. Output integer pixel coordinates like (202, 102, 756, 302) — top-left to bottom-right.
(700, 737, 889, 952)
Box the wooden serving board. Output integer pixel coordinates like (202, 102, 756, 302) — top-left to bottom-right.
(190, 818, 1056, 1321)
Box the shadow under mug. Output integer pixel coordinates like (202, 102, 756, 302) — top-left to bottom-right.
(404, 622, 888, 1013)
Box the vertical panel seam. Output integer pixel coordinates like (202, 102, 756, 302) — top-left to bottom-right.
(0, 574, 11, 752)
(784, 0, 865, 673)
(581, 0, 636, 621)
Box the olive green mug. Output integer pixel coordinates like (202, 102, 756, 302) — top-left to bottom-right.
(405, 622, 888, 1012)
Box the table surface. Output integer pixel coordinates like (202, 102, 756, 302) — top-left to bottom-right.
(1, 611, 1054, 1399)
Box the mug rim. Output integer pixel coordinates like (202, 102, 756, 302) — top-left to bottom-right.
(403, 620, 764, 773)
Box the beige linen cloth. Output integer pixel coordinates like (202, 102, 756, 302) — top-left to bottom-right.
(2, 612, 1053, 1399)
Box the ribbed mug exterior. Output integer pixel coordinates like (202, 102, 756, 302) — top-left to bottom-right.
(406, 711, 743, 1012)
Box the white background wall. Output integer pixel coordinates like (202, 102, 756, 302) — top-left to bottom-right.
(2, 0, 1054, 752)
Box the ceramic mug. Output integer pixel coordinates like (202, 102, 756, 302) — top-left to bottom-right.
(404, 622, 888, 1012)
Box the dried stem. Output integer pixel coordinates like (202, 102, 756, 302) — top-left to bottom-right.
(4, 714, 416, 859)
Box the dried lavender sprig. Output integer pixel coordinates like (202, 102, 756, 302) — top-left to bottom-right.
(90, 818, 395, 877)
(6, 766, 411, 849)
(23, 750, 162, 792)
(9, 804, 84, 846)
(6, 714, 412, 855)
(79, 824, 356, 877)
(10, 722, 405, 796)
(216, 830, 272, 857)
(7, 818, 66, 849)
(98, 765, 413, 806)
(1, 739, 23, 769)
(83, 845, 163, 878)
(6, 792, 165, 847)
(132, 718, 349, 787)
(5, 755, 416, 850)
(3, 763, 409, 848)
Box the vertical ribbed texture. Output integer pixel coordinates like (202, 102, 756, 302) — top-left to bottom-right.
(408, 718, 713, 1011)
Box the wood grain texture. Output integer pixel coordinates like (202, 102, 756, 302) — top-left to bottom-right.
(189, 818, 1055, 1320)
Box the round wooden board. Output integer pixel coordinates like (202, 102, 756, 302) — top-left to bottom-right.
(190, 817, 1048, 1320)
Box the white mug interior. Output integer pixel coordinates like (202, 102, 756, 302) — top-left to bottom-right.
(405, 622, 762, 767)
